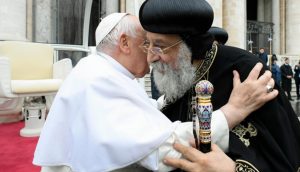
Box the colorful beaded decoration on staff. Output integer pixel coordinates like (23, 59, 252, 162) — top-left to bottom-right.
(195, 80, 214, 153)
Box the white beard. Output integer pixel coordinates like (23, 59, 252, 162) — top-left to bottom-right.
(152, 43, 195, 103)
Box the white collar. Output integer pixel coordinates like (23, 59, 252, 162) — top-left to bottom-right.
(98, 52, 135, 80)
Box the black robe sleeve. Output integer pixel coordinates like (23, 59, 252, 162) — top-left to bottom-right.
(162, 45, 300, 171)
(210, 45, 300, 172)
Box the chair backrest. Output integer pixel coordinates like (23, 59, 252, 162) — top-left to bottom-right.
(0, 41, 54, 80)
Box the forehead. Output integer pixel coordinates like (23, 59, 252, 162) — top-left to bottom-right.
(133, 19, 146, 37)
(146, 32, 180, 42)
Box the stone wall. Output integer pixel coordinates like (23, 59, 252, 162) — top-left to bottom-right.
(0, 0, 27, 41)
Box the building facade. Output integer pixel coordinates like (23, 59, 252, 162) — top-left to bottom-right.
(205, 0, 300, 66)
(1, 0, 300, 93)
(1, 0, 299, 56)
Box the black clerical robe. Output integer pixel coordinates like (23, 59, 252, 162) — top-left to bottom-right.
(162, 44, 300, 172)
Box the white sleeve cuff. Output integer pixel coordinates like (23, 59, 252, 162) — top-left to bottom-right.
(139, 110, 229, 171)
(138, 121, 193, 171)
(211, 110, 229, 152)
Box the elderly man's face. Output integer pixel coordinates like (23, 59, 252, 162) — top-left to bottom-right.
(145, 32, 195, 102)
(145, 32, 182, 71)
(127, 16, 150, 78)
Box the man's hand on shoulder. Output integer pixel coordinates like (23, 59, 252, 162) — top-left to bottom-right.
(221, 63, 278, 129)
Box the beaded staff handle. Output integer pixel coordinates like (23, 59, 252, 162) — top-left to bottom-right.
(195, 80, 214, 153)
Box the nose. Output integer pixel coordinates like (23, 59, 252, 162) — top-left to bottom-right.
(147, 52, 160, 64)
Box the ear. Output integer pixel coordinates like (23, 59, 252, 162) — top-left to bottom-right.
(119, 34, 130, 54)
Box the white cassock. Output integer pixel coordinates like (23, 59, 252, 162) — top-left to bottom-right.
(33, 52, 229, 172)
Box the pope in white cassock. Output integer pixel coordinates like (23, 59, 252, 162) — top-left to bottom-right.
(33, 13, 273, 172)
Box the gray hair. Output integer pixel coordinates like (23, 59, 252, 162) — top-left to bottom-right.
(96, 15, 139, 52)
(152, 42, 195, 103)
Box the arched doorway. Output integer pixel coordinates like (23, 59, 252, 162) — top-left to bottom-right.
(246, 0, 274, 55)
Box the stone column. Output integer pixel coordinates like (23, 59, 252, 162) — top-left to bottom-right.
(34, 0, 52, 43)
(206, 0, 223, 27)
(257, 0, 265, 22)
(280, 0, 286, 54)
(106, 0, 119, 15)
(263, 0, 273, 55)
(126, 0, 135, 15)
(272, 0, 280, 55)
(120, 0, 126, 13)
(286, 0, 300, 55)
(257, 0, 267, 51)
(26, 0, 33, 41)
(0, 0, 27, 41)
(126, 0, 144, 16)
(264, 0, 272, 22)
(223, 0, 247, 48)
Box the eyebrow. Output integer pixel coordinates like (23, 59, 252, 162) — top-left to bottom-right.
(150, 38, 167, 45)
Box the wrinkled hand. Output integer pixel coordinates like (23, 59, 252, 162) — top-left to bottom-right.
(163, 143, 235, 172)
(221, 63, 278, 129)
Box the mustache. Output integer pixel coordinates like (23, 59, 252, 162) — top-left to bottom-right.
(151, 61, 169, 73)
(150, 43, 194, 103)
